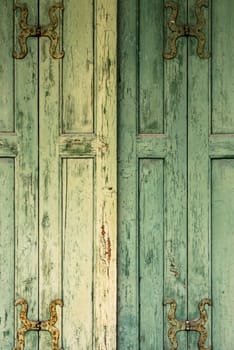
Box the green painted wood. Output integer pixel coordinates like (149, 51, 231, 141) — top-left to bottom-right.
(118, 1, 188, 349)
(138, 0, 164, 134)
(139, 159, 164, 349)
(118, 0, 138, 347)
(0, 159, 14, 349)
(212, 0, 234, 133)
(63, 0, 94, 133)
(163, 24, 188, 348)
(63, 159, 94, 349)
(14, 2, 39, 349)
(187, 1, 211, 348)
(212, 159, 234, 349)
(39, 3, 62, 349)
(0, 1, 14, 131)
(38, 1, 117, 348)
(1, 1, 117, 348)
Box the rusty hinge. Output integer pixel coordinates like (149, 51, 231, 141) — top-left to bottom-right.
(164, 298, 212, 350)
(13, 3, 65, 59)
(13, 298, 63, 350)
(163, 0, 210, 59)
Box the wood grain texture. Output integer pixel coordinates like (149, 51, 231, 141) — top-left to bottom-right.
(14, 2, 39, 349)
(187, 1, 211, 348)
(39, 2, 62, 349)
(94, 1, 117, 348)
(163, 0, 187, 347)
(0, 159, 15, 349)
(63, 0, 94, 133)
(118, 0, 139, 347)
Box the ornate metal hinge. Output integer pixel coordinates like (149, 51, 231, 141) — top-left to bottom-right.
(164, 298, 212, 350)
(13, 3, 65, 59)
(164, 0, 210, 59)
(13, 298, 63, 350)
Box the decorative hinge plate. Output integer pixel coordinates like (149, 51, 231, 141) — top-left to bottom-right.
(13, 3, 65, 59)
(13, 298, 63, 350)
(163, 0, 210, 59)
(164, 298, 212, 350)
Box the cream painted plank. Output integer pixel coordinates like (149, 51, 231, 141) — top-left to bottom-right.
(63, 159, 94, 350)
(0, 159, 15, 349)
(187, 1, 211, 347)
(94, 0, 117, 348)
(39, 2, 62, 349)
(14, 2, 39, 349)
(139, 159, 164, 349)
(62, 0, 94, 133)
(0, 1, 14, 132)
(139, 0, 164, 134)
(212, 159, 234, 349)
(163, 1, 187, 348)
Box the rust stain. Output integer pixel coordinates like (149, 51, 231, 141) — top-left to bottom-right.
(100, 225, 112, 271)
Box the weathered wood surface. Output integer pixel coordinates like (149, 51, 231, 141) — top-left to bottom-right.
(187, 0, 211, 348)
(14, 2, 39, 349)
(1, 0, 116, 349)
(118, 0, 188, 349)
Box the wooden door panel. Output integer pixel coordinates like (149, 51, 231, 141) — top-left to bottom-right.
(118, 0, 188, 348)
(0, 1, 116, 349)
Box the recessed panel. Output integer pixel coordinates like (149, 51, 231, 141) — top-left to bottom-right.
(62, 0, 94, 134)
(63, 158, 94, 349)
(139, 159, 164, 348)
(212, 1, 234, 133)
(138, 0, 164, 134)
(0, 159, 15, 349)
(212, 159, 234, 348)
(0, 2, 14, 132)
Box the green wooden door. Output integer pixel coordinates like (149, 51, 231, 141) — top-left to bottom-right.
(0, 1, 117, 349)
(118, 0, 234, 349)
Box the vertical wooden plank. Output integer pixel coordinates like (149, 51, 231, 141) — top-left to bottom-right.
(139, 0, 164, 134)
(95, 0, 117, 348)
(0, 159, 15, 349)
(62, 159, 94, 349)
(39, 2, 62, 349)
(14, 2, 39, 349)
(187, 1, 211, 348)
(212, 159, 234, 349)
(212, 0, 234, 133)
(62, 0, 94, 133)
(139, 159, 164, 349)
(118, 0, 138, 348)
(163, 0, 187, 348)
(0, 1, 14, 131)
